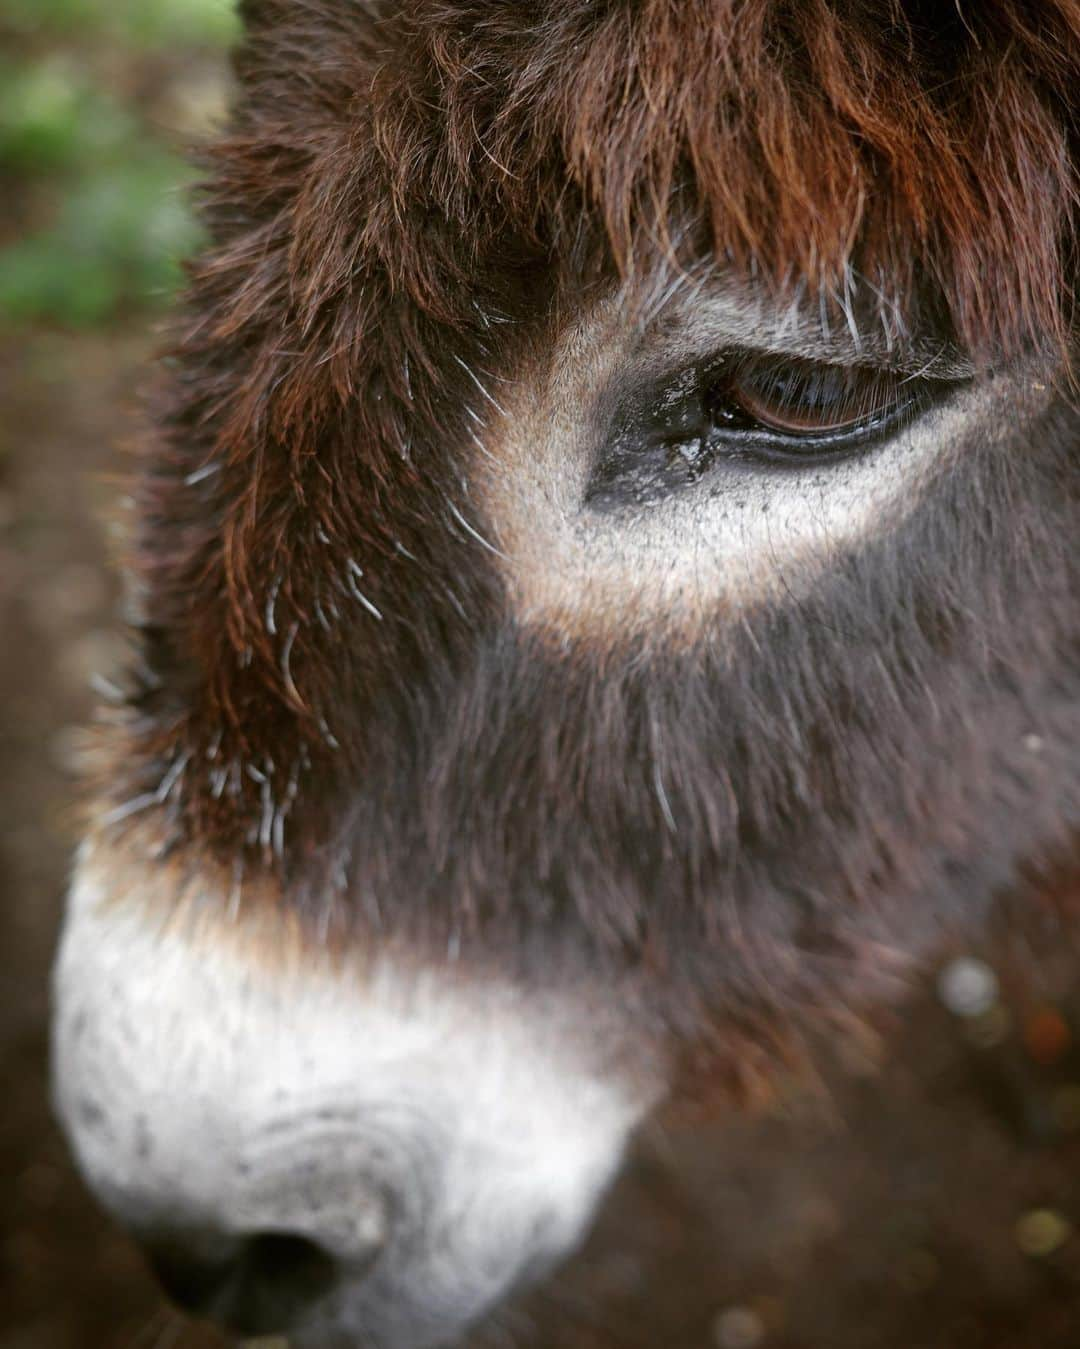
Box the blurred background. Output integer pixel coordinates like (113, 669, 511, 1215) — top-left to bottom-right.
(1, 2, 233, 1344)
(3, 4, 1080, 1348)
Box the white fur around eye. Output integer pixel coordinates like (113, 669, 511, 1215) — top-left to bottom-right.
(477, 288, 1019, 643)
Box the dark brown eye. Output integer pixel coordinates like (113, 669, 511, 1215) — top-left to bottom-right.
(707, 353, 918, 445)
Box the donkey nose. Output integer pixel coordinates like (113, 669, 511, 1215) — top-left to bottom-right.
(142, 1228, 352, 1335)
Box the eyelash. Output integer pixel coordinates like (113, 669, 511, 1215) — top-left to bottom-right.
(703, 352, 938, 461)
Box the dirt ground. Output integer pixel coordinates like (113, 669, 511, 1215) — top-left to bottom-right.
(2, 327, 1080, 1348)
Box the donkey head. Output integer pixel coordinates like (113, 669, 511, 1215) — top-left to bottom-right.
(53, 1, 1079, 1345)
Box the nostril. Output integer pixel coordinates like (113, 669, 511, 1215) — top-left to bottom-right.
(143, 1228, 340, 1335)
(144, 1238, 236, 1316)
(239, 1231, 338, 1304)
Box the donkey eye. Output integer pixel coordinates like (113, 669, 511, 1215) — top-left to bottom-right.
(705, 353, 922, 452)
(585, 349, 961, 512)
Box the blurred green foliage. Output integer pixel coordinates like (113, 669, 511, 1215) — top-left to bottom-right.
(2, 0, 238, 47)
(0, 0, 238, 329)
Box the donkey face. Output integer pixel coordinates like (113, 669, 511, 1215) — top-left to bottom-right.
(53, 1, 1079, 1346)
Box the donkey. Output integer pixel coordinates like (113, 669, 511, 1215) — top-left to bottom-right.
(52, 0, 1079, 1345)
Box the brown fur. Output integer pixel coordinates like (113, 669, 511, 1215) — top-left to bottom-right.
(73, 6, 1080, 1327)
(64, 2, 1072, 1107)
(80, 1, 1080, 1085)
(104, 0, 1079, 873)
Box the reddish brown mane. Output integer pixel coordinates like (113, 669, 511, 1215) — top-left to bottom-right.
(107, 0, 1078, 873)
(381, 0, 1079, 351)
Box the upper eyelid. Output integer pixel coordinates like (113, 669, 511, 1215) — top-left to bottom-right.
(636, 283, 977, 379)
(636, 310, 975, 381)
(648, 348, 955, 410)
(728, 345, 970, 382)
